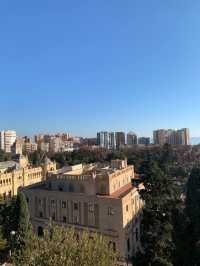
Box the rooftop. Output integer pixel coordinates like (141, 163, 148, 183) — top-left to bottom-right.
(0, 161, 20, 171)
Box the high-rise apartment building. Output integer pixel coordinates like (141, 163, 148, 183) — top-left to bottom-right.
(109, 132, 116, 149)
(22, 160, 143, 264)
(138, 137, 150, 145)
(115, 132, 126, 148)
(176, 128, 190, 145)
(153, 129, 168, 145)
(0, 130, 17, 153)
(127, 132, 137, 145)
(97, 132, 116, 149)
(0, 131, 5, 151)
(153, 128, 190, 145)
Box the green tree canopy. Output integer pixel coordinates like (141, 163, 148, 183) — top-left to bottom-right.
(13, 225, 117, 266)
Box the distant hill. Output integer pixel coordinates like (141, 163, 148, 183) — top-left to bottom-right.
(190, 137, 200, 145)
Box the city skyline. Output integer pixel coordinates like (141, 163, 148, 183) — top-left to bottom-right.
(1, 1, 200, 137)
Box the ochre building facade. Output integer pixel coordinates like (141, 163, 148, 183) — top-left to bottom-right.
(22, 159, 143, 265)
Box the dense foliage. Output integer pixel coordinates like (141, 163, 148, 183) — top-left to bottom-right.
(2, 145, 200, 265)
(12, 225, 117, 266)
(0, 193, 31, 262)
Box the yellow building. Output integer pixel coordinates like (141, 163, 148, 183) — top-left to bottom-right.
(22, 159, 143, 265)
(0, 155, 56, 200)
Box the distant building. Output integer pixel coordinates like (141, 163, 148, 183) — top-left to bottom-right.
(109, 132, 116, 149)
(80, 138, 97, 147)
(176, 128, 190, 145)
(0, 130, 17, 153)
(22, 159, 143, 264)
(12, 138, 24, 155)
(153, 128, 190, 145)
(127, 132, 137, 145)
(0, 156, 57, 199)
(138, 137, 150, 145)
(24, 142, 38, 153)
(49, 137, 63, 153)
(97, 132, 116, 149)
(40, 142, 50, 153)
(115, 132, 126, 149)
(0, 131, 5, 151)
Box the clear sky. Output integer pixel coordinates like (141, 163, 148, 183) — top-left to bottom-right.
(1, 1, 200, 138)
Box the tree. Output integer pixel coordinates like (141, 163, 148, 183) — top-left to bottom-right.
(183, 168, 200, 265)
(134, 159, 180, 266)
(12, 225, 117, 266)
(15, 192, 32, 247)
(0, 192, 32, 256)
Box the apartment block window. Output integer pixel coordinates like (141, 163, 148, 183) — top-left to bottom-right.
(108, 207, 114, 216)
(63, 216, 67, 223)
(62, 201, 66, 208)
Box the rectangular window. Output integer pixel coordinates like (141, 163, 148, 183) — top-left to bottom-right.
(63, 216, 67, 223)
(108, 207, 114, 216)
(127, 239, 130, 252)
(109, 241, 116, 252)
(74, 216, 79, 224)
(74, 202, 78, 210)
(126, 205, 129, 212)
(89, 203, 94, 213)
(51, 200, 55, 207)
(62, 201, 66, 208)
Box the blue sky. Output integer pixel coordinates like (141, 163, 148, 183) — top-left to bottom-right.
(1, 0, 200, 137)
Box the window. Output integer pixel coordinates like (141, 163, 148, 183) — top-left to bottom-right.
(127, 238, 130, 252)
(108, 207, 114, 216)
(39, 212, 43, 218)
(62, 201, 66, 208)
(74, 202, 78, 210)
(109, 241, 116, 252)
(52, 213, 56, 221)
(89, 203, 94, 213)
(74, 216, 79, 224)
(38, 199, 42, 206)
(51, 200, 55, 207)
(58, 186, 63, 191)
(126, 205, 129, 212)
(63, 216, 67, 223)
(38, 226, 44, 237)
